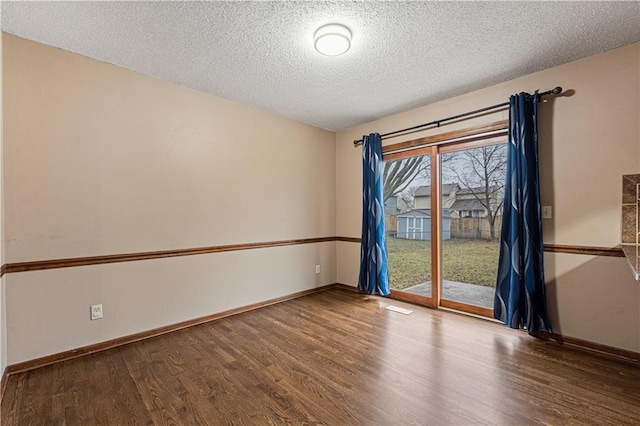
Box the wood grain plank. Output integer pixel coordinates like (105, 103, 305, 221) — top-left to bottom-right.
(60, 356, 92, 424)
(20, 366, 54, 424)
(0, 367, 7, 402)
(0, 373, 24, 426)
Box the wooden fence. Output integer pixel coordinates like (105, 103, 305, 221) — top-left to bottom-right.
(449, 216, 502, 240)
(385, 215, 398, 234)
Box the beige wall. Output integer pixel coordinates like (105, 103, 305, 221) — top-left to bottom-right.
(3, 34, 337, 364)
(545, 253, 639, 352)
(337, 43, 640, 352)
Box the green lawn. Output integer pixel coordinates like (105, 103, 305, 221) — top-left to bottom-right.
(386, 237, 499, 290)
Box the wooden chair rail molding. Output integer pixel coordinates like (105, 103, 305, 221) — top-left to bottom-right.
(0, 236, 337, 277)
(337, 238, 624, 257)
(334, 236, 362, 243)
(0, 238, 623, 278)
(542, 244, 623, 257)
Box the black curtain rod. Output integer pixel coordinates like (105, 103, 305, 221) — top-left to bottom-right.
(353, 87, 563, 146)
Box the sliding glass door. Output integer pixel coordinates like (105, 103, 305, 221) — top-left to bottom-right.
(383, 134, 507, 317)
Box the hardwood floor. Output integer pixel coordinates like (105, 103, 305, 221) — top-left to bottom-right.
(2, 287, 639, 425)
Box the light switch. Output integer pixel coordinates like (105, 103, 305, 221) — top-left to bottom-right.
(542, 206, 552, 219)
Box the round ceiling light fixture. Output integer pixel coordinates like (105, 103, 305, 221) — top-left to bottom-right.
(314, 24, 351, 56)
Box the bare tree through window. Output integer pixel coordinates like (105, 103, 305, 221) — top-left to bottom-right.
(443, 144, 507, 239)
(383, 156, 429, 203)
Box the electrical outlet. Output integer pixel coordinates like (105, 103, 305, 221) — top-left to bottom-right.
(542, 205, 552, 219)
(91, 304, 103, 320)
(315, 265, 321, 274)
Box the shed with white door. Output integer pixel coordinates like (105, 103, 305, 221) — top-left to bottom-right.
(396, 209, 451, 240)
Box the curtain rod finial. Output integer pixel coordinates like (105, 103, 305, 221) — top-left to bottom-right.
(551, 87, 562, 95)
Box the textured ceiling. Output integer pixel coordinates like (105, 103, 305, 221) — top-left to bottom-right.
(2, 1, 640, 131)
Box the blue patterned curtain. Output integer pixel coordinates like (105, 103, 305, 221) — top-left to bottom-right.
(358, 133, 390, 296)
(494, 92, 552, 333)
